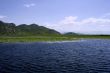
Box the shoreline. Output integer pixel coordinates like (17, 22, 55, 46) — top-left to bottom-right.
(1, 36, 110, 43)
(0, 38, 110, 43)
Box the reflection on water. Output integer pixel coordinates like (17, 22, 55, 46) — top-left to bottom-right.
(0, 39, 110, 73)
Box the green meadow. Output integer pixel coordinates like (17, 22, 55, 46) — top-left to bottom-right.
(0, 36, 76, 43)
(0, 35, 110, 43)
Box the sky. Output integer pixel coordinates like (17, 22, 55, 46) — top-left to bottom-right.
(0, 0, 110, 34)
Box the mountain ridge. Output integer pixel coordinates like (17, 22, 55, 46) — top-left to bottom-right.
(0, 20, 60, 36)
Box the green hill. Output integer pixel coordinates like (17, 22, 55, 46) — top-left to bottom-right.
(0, 21, 60, 36)
(64, 32, 79, 36)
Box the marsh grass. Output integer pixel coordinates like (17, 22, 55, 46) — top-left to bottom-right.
(0, 35, 110, 43)
(0, 36, 77, 42)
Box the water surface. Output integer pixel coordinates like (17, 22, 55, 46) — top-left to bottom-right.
(0, 39, 110, 73)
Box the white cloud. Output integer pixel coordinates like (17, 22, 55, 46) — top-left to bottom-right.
(45, 15, 110, 34)
(59, 16, 78, 24)
(0, 15, 7, 19)
(24, 3, 36, 8)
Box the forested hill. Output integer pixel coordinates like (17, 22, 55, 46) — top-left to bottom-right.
(0, 21, 60, 36)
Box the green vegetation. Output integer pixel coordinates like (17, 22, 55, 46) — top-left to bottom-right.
(0, 36, 77, 42)
(64, 35, 110, 39)
(0, 20, 110, 43)
(0, 35, 110, 43)
(0, 21, 60, 36)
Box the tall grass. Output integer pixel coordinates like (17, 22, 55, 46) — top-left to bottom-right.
(0, 35, 110, 43)
(0, 36, 76, 42)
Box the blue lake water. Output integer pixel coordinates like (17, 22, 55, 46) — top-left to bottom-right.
(0, 39, 110, 73)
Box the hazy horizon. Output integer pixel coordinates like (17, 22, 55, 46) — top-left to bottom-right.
(0, 0, 110, 34)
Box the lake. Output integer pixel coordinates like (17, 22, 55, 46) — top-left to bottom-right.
(0, 39, 110, 73)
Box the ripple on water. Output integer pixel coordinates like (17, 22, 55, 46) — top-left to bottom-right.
(0, 39, 110, 73)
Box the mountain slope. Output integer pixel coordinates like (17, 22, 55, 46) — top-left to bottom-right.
(0, 21, 60, 36)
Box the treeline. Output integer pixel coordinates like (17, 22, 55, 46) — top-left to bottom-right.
(0, 21, 61, 36)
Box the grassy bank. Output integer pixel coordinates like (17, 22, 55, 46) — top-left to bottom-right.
(66, 35, 110, 39)
(0, 35, 110, 43)
(0, 36, 77, 43)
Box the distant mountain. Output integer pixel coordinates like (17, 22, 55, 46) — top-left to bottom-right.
(0, 21, 60, 36)
(64, 32, 79, 36)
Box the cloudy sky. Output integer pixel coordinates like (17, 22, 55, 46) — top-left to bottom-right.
(0, 0, 110, 34)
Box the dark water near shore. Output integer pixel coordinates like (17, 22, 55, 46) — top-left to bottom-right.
(0, 39, 110, 73)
